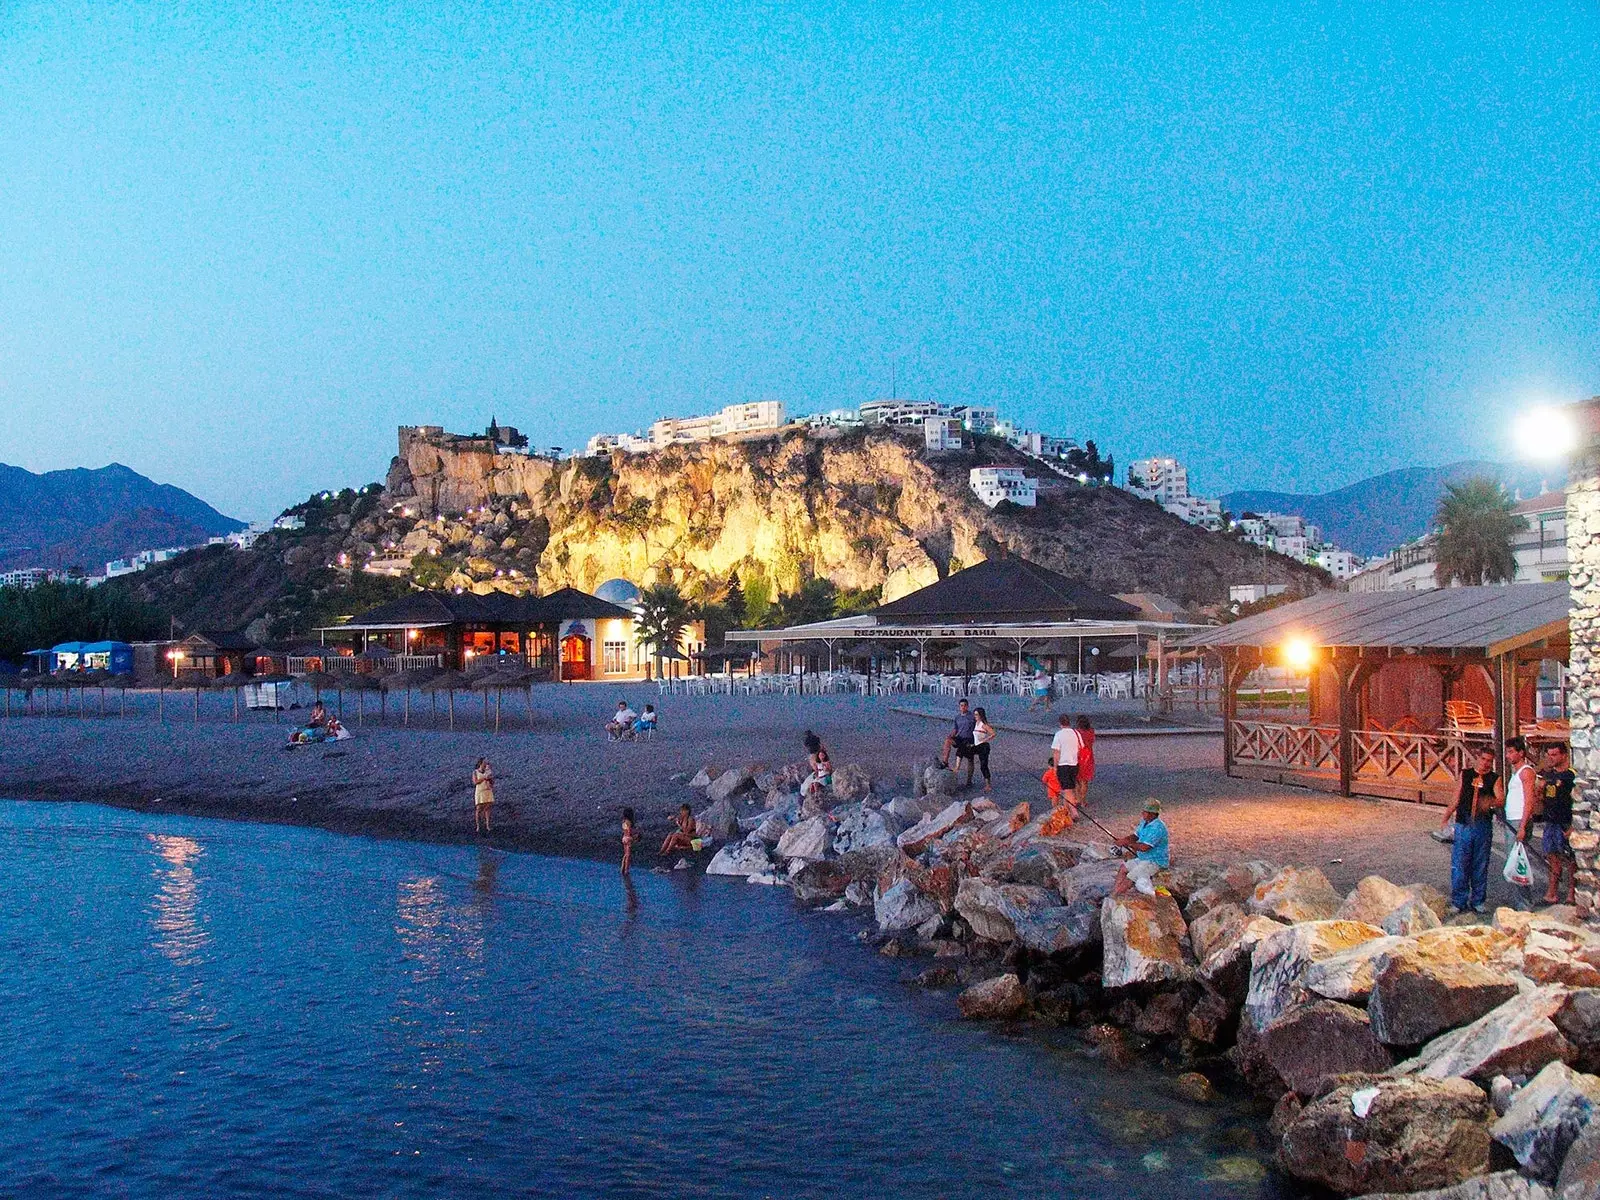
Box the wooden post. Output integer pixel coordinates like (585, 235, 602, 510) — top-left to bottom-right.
(1220, 652, 1240, 776)
(1492, 654, 1508, 781)
(1336, 654, 1358, 797)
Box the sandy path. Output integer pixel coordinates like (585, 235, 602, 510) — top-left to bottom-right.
(0, 684, 1492, 902)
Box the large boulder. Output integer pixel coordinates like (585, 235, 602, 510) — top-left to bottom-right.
(953, 878, 1055, 943)
(1382, 897, 1444, 936)
(706, 838, 772, 877)
(1277, 1074, 1492, 1195)
(1367, 940, 1522, 1046)
(922, 764, 961, 797)
(1012, 899, 1101, 955)
(1054, 858, 1124, 907)
(753, 812, 790, 845)
(1558, 1120, 1600, 1200)
(775, 816, 831, 863)
(790, 861, 851, 904)
(883, 794, 941, 824)
(875, 879, 939, 933)
(705, 767, 756, 804)
(897, 800, 971, 855)
(1398, 986, 1576, 1084)
(1301, 936, 1405, 1004)
(1352, 1174, 1555, 1200)
(1250, 865, 1344, 923)
(1100, 892, 1193, 990)
(831, 763, 873, 803)
(1185, 860, 1276, 922)
(1556, 989, 1600, 1074)
(694, 796, 741, 843)
(1198, 911, 1289, 1003)
(831, 805, 894, 856)
(1337, 875, 1414, 926)
(1523, 930, 1600, 990)
(1257, 1001, 1395, 1097)
(957, 973, 1028, 1020)
(1491, 1061, 1600, 1182)
(1244, 919, 1387, 1030)
(689, 766, 716, 789)
(1190, 902, 1248, 963)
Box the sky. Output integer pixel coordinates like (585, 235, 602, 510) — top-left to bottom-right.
(1, 2, 1597, 522)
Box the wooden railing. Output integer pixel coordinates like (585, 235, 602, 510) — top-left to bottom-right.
(1352, 728, 1469, 787)
(1230, 720, 1339, 772)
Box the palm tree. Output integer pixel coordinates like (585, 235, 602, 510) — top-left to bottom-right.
(1434, 479, 1526, 586)
(634, 582, 692, 677)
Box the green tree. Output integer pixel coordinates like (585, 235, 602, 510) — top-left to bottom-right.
(634, 582, 693, 676)
(1434, 479, 1526, 587)
(743, 574, 773, 627)
(772, 578, 838, 627)
(0, 581, 166, 664)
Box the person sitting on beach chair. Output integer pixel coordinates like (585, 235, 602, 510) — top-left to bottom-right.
(636, 704, 658, 739)
(606, 701, 639, 741)
(660, 803, 699, 855)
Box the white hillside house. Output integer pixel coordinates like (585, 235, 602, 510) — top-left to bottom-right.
(970, 466, 1037, 508)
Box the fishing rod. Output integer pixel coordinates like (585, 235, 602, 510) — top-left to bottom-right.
(980, 724, 1127, 847)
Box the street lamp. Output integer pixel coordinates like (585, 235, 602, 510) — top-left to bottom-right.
(1281, 636, 1315, 672)
(1514, 405, 1579, 463)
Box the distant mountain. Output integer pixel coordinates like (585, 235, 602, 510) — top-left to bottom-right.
(1222, 461, 1562, 558)
(0, 463, 243, 573)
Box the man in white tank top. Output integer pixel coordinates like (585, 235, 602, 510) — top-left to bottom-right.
(1500, 736, 1541, 910)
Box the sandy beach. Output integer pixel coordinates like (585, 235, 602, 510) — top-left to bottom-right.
(0, 680, 1494, 901)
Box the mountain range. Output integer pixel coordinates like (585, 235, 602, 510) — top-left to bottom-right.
(0, 463, 244, 574)
(1222, 461, 1562, 558)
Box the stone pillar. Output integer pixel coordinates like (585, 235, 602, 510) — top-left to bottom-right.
(1565, 398, 1600, 914)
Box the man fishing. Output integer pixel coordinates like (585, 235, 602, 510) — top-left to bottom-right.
(1112, 799, 1170, 896)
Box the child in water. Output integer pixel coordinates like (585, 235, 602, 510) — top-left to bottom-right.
(621, 807, 638, 874)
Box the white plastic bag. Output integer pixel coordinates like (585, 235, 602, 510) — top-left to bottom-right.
(1503, 841, 1532, 888)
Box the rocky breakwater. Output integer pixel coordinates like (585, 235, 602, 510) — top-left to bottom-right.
(682, 759, 1600, 1200)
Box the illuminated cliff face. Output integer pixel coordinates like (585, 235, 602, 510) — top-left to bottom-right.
(375, 426, 1325, 606)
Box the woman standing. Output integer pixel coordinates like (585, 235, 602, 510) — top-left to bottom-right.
(1073, 716, 1096, 808)
(472, 757, 495, 834)
(969, 707, 995, 792)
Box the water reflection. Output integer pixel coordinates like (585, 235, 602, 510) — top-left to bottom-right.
(391, 874, 487, 1077)
(147, 834, 208, 967)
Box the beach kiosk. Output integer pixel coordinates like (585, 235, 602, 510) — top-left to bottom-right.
(1182, 583, 1569, 805)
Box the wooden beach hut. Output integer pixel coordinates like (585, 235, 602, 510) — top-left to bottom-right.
(1181, 584, 1570, 805)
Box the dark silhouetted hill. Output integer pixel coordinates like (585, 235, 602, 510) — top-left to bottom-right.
(0, 463, 243, 573)
(1223, 462, 1561, 557)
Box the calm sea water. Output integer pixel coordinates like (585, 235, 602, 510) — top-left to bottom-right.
(0, 801, 1286, 1198)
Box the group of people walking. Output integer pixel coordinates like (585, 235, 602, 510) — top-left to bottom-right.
(1441, 736, 1574, 914)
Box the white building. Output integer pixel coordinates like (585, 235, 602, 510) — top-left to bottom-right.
(648, 401, 786, 448)
(1513, 491, 1567, 583)
(1316, 547, 1364, 581)
(1229, 583, 1289, 605)
(1165, 494, 1224, 531)
(969, 466, 1038, 508)
(804, 408, 865, 429)
(1126, 457, 1189, 506)
(924, 416, 964, 452)
(585, 432, 655, 456)
(0, 567, 51, 590)
(859, 399, 949, 428)
(273, 514, 306, 531)
(104, 547, 184, 579)
(953, 405, 998, 435)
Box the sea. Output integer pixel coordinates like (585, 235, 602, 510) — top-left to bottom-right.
(0, 800, 1290, 1198)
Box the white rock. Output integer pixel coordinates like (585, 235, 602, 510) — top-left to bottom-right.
(875, 879, 939, 933)
(1491, 1060, 1600, 1182)
(706, 840, 772, 877)
(776, 816, 830, 863)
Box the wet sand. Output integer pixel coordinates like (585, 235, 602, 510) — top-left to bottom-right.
(0, 682, 1486, 900)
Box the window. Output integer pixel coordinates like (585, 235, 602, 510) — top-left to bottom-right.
(603, 640, 628, 674)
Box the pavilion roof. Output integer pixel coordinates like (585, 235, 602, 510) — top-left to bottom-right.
(869, 558, 1141, 624)
(1181, 583, 1568, 658)
(332, 587, 631, 631)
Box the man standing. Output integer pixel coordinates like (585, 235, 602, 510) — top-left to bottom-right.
(1540, 743, 1576, 906)
(1501, 737, 1540, 910)
(1446, 747, 1499, 915)
(938, 698, 977, 770)
(1042, 713, 1081, 806)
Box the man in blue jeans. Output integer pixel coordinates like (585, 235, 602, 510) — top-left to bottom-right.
(1448, 747, 1499, 914)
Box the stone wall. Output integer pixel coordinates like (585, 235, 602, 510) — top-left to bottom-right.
(1565, 399, 1600, 913)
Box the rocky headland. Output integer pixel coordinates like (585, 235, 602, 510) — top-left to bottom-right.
(117, 426, 1323, 636)
(686, 756, 1600, 1200)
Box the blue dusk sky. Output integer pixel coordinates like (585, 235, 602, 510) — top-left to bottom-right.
(1, 2, 1597, 521)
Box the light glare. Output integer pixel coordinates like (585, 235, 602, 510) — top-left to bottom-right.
(1282, 636, 1314, 672)
(1514, 406, 1578, 462)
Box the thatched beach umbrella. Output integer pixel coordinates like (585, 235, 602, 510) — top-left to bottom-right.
(422, 669, 470, 731)
(381, 666, 437, 726)
(471, 667, 534, 734)
(210, 672, 254, 721)
(339, 671, 382, 726)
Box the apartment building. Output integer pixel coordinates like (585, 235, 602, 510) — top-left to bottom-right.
(924, 416, 964, 452)
(969, 466, 1038, 508)
(0, 568, 51, 590)
(1126, 457, 1189, 506)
